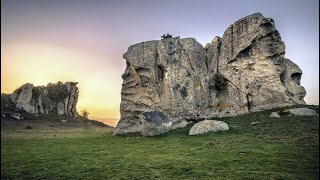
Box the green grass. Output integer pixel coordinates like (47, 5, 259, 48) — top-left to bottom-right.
(1, 105, 319, 179)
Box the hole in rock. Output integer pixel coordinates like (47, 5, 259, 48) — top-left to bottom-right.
(157, 65, 165, 82)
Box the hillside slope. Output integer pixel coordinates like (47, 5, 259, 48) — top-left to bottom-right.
(1, 105, 318, 179)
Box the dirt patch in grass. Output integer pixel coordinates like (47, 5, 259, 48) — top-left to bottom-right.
(1, 119, 114, 139)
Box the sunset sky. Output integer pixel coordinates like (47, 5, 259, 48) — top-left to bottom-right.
(1, 0, 319, 120)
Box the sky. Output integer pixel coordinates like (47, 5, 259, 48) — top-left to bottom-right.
(1, 0, 319, 121)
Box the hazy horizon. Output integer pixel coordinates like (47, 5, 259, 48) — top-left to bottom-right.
(1, 0, 319, 120)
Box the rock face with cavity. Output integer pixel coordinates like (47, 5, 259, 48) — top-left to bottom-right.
(115, 13, 306, 135)
(10, 82, 79, 116)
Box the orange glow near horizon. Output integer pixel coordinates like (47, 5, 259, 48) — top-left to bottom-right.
(1, 42, 122, 119)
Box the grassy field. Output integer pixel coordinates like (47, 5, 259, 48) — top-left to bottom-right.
(1, 105, 319, 179)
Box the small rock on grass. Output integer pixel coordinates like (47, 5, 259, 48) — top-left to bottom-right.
(270, 112, 280, 118)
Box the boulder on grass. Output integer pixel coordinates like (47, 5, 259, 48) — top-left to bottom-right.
(171, 120, 191, 130)
(288, 108, 317, 116)
(141, 111, 172, 136)
(11, 113, 23, 120)
(189, 120, 229, 135)
(270, 112, 280, 118)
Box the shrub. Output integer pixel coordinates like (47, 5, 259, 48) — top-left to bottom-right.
(161, 33, 173, 39)
(32, 87, 41, 100)
(209, 73, 228, 92)
(47, 81, 69, 103)
(81, 109, 89, 119)
(1, 93, 12, 108)
(279, 108, 291, 116)
(42, 96, 54, 111)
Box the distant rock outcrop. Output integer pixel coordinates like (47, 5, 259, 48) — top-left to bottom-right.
(10, 82, 79, 116)
(114, 13, 306, 135)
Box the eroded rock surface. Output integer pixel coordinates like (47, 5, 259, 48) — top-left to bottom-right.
(270, 112, 281, 118)
(288, 108, 317, 116)
(10, 82, 79, 116)
(115, 13, 306, 135)
(141, 111, 172, 136)
(189, 120, 229, 135)
(217, 13, 305, 115)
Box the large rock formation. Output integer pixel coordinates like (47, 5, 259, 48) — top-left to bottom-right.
(114, 13, 306, 135)
(10, 82, 79, 116)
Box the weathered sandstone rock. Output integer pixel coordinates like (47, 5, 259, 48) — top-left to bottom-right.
(288, 108, 317, 116)
(171, 120, 191, 130)
(270, 112, 280, 118)
(217, 13, 305, 115)
(189, 120, 229, 135)
(10, 82, 79, 116)
(115, 12, 306, 135)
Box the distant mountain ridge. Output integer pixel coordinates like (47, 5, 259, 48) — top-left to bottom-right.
(90, 116, 119, 127)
